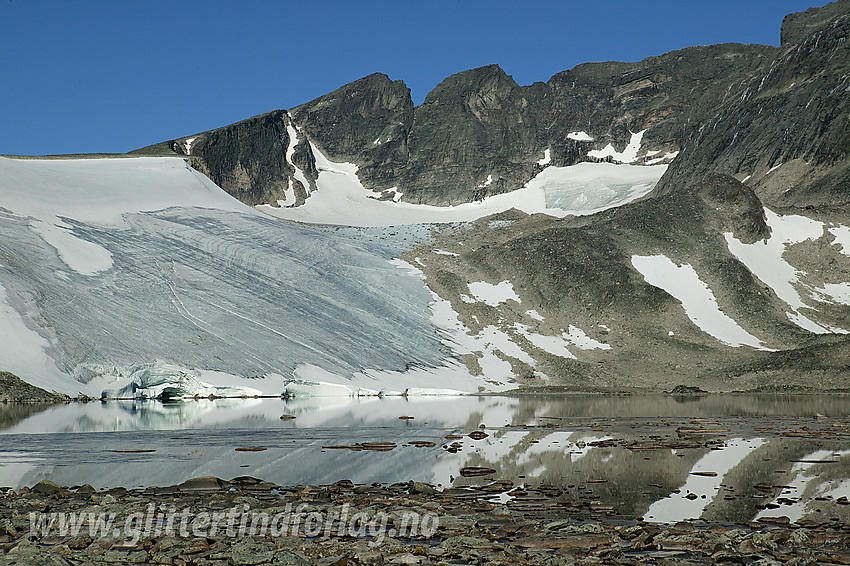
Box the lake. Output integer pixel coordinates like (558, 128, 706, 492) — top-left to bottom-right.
(1, 394, 848, 524)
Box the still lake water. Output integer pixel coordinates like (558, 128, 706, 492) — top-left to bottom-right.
(1, 394, 849, 524)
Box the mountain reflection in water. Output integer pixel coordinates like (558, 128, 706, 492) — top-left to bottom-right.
(1, 394, 848, 524)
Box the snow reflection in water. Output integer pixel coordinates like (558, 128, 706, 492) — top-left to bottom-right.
(0, 395, 848, 524)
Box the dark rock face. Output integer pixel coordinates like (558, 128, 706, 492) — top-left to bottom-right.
(290, 73, 413, 193)
(781, 0, 849, 46)
(657, 3, 850, 210)
(544, 43, 776, 155)
(400, 65, 546, 204)
(134, 111, 318, 207)
(292, 48, 776, 205)
(192, 111, 295, 206)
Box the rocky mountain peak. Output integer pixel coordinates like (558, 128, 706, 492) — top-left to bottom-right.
(656, 2, 850, 211)
(132, 2, 848, 213)
(780, 0, 849, 46)
(291, 72, 413, 161)
(422, 64, 519, 106)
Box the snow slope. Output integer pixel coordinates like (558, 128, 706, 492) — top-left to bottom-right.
(631, 254, 770, 349)
(258, 143, 666, 227)
(0, 156, 488, 397)
(725, 209, 849, 334)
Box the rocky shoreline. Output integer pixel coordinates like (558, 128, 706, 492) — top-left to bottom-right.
(3, 476, 849, 565)
(0, 372, 70, 404)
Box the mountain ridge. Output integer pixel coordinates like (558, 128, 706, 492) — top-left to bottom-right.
(47, 2, 850, 214)
(133, 42, 780, 206)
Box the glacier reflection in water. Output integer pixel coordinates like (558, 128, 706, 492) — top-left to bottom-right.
(0, 394, 848, 524)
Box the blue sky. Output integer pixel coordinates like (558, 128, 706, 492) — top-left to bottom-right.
(0, 0, 828, 155)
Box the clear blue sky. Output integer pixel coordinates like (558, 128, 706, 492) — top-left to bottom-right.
(0, 0, 828, 155)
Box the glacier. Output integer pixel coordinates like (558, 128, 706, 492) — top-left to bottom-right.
(0, 156, 470, 398)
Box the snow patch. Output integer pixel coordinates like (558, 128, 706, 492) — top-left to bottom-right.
(645, 151, 679, 165)
(276, 179, 297, 208)
(537, 148, 551, 166)
(766, 163, 783, 175)
(29, 219, 113, 275)
(183, 137, 196, 155)
(631, 254, 770, 349)
(567, 131, 594, 142)
(434, 249, 459, 257)
(467, 280, 521, 307)
(756, 449, 850, 523)
(725, 209, 842, 333)
(285, 120, 312, 195)
(588, 130, 646, 163)
(525, 309, 545, 321)
(644, 438, 766, 523)
(813, 283, 850, 305)
(514, 323, 611, 359)
(384, 186, 403, 202)
(829, 225, 850, 256)
(516, 327, 576, 359)
(563, 325, 612, 350)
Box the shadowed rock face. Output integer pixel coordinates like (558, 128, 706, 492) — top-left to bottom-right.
(290, 73, 414, 193)
(190, 111, 317, 206)
(134, 110, 319, 207)
(400, 65, 545, 204)
(656, 2, 850, 210)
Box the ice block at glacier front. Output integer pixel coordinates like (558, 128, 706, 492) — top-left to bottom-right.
(100, 363, 263, 400)
(0, 156, 450, 397)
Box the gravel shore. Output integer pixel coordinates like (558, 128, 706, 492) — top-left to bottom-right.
(3, 475, 849, 565)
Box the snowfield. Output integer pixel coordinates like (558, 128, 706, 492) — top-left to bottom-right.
(258, 142, 667, 227)
(725, 209, 849, 334)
